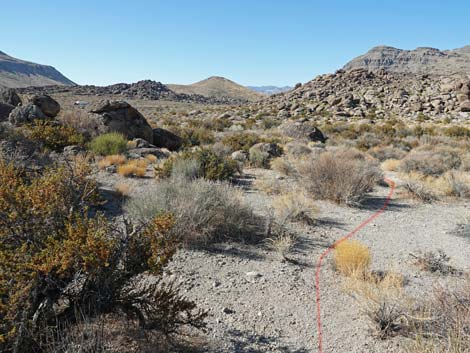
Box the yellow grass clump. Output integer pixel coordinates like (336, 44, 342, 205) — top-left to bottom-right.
(272, 191, 317, 224)
(97, 154, 127, 169)
(334, 240, 371, 276)
(117, 159, 149, 177)
(145, 154, 158, 163)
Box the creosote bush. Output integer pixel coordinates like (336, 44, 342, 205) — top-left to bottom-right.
(26, 120, 86, 151)
(299, 149, 382, 206)
(157, 148, 238, 181)
(0, 159, 205, 353)
(89, 132, 128, 156)
(125, 178, 261, 246)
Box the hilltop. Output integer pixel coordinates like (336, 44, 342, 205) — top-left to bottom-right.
(0, 50, 74, 88)
(168, 76, 264, 102)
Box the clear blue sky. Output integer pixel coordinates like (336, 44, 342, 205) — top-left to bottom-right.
(1, 0, 469, 86)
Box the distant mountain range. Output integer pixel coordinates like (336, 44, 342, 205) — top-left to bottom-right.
(0, 50, 75, 88)
(167, 76, 264, 102)
(343, 45, 470, 75)
(246, 85, 292, 95)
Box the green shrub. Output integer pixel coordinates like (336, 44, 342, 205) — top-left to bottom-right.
(89, 132, 128, 156)
(170, 127, 214, 147)
(159, 148, 238, 181)
(221, 132, 262, 152)
(26, 121, 86, 151)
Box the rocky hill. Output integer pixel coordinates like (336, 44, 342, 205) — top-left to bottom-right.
(18, 80, 246, 105)
(0, 50, 75, 88)
(257, 68, 470, 120)
(343, 45, 470, 75)
(168, 76, 264, 102)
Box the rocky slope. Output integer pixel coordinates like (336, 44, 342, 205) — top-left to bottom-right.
(0, 50, 74, 88)
(344, 45, 470, 75)
(168, 76, 264, 102)
(257, 68, 470, 120)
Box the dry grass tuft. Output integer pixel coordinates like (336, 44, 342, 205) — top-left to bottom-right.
(334, 240, 371, 276)
(270, 157, 295, 176)
(117, 159, 149, 177)
(271, 191, 317, 225)
(97, 154, 127, 169)
(145, 154, 158, 163)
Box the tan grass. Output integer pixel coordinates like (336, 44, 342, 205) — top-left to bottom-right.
(271, 191, 317, 225)
(381, 158, 401, 172)
(117, 160, 148, 177)
(114, 183, 131, 196)
(334, 240, 371, 276)
(145, 154, 158, 163)
(97, 154, 127, 169)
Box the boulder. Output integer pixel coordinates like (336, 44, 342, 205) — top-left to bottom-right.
(152, 127, 183, 151)
(8, 103, 47, 125)
(460, 100, 470, 112)
(30, 95, 60, 117)
(127, 147, 170, 159)
(278, 120, 327, 143)
(87, 100, 153, 143)
(0, 102, 14, 121)
(231, 150, 247, 162)
(0, 88, 22, 106)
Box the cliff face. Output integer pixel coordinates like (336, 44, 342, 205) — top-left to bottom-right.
(343, 45, 470, 75)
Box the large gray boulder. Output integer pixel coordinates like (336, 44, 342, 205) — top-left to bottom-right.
(87, 100, 153, 143)
(0, 102, 14, 121)
(152, 127, 182, 151)
(30, 95, 60, 117)
(8, 103, 47, 125)
(0, 87, 22, 106)
(279, 119, 327, 143)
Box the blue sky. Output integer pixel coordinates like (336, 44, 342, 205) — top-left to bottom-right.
(1, 0, 469, 86)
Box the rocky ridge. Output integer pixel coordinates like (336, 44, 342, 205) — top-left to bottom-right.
(257, 68, 470, 120)
(343, 45, 470, 75)
(17, 80, 249, 105)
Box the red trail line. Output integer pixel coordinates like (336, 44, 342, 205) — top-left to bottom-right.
(314, 178, 396, 353)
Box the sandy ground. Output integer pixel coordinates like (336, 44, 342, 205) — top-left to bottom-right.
(95, 168, 469, 353)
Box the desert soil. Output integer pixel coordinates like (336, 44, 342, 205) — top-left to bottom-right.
(95, 169, 470, 353)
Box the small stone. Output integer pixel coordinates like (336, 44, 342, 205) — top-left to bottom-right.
(222, 307, 234, 314)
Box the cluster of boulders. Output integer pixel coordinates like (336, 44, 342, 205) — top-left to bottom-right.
(258, 68, 470, 120)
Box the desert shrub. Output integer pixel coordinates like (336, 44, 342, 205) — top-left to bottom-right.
(334, 240, 371, 276)
(0, 159, 205, 353)
(89, 132, 128, 156)
(368, 146, 407, 162)
(159, 149, 238, 181)
(125, 179, 261, 246)
(284, 142, 312, 156)
(171, 127, 214, 147)
(411, 250, 458, 275)
(249, 148, 271, 168)
(399, 147, 461, 176)
(270, 157, 295, 176)
(402, 180, 438, 203)
(221, 132, 262, 152)
(271, 191, 317, 225)
(299, 149, 382, 205)
(443, 125, 470, 138)
(26, 120, 86, 151)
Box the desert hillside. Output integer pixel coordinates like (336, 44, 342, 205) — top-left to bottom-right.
(168, 76, 264, 102)
(0, 50, 75, 88)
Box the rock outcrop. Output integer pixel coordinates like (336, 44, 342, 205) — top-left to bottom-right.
(152, 128, 183, 151)
(0, 87, 22, 106)
(87, 100, 153, 143)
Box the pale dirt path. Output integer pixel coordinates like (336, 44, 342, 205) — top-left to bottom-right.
(95, 169, 470, 352)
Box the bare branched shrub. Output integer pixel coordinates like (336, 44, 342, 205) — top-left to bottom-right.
(402, 180, 438, 203)
(125, 179, 261, 246)
(271, 191, 317, 225)
(410, 250, 458, 275)
(368, 146, 407, 162)
(299, 150, 382, 206)
(399, 147, 462, 176)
